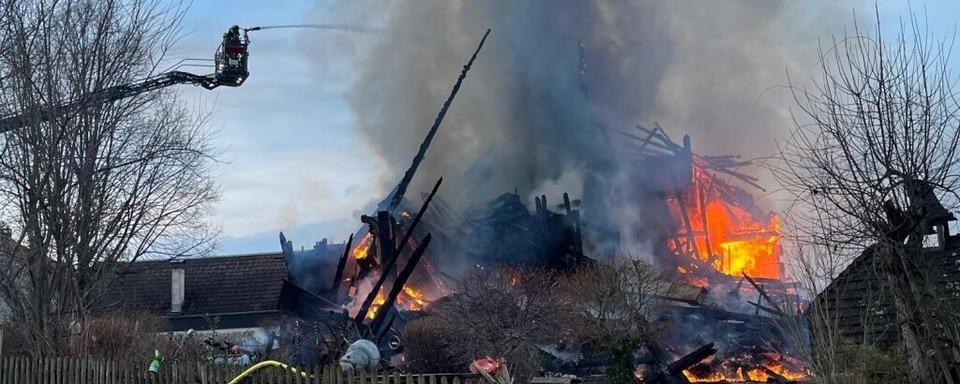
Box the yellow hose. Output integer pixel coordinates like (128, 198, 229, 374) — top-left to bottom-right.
(226, 360, 310, 384)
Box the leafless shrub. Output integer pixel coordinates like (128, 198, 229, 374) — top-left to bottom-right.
(402, 315, 462, 373)
(564, 258, 662, 384)
(421, 267, 579, 380)
(564, 258, 661, 351)
(56, 311, 211, 363)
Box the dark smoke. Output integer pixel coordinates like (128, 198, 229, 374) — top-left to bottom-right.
(305, 0, 849, 251)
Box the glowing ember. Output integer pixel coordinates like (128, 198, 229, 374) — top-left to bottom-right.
(667, 165, 783, 280)
(507, 269, 521, 286)
(683, 365, 808, 383)
(398, 286, 427, 311)
(367, 292, 386, 319)
(681, 352, 809, 383)
(365, 287, 428, 320)
(352, 233, 374, 260)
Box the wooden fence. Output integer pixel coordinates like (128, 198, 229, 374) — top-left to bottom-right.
(0, 356, 483, 384)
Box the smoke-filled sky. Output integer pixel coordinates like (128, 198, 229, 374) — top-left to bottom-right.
(172, 1, 960, 254)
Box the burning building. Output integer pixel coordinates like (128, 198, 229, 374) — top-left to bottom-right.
(270, 119, 807, 382)
(266, 21, 813, 382)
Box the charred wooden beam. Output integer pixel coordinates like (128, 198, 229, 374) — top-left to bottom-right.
(279, 232, 294, 260)
(282, 278, 340, 308)
(374, 211, 398, 268)
(354, 212, 399, 328)
(354, 179, 442, 331)
(742, 272, 782, 315)
(760, 366, 793, 383)
(642, 341, 717, 384)
(395, 178, 442, 255)
(369, 233, 432, 334)
(673, 188, 702, 262)
(570, 208, 583, 258)
(667, 343, 718, 375)
(381, 29, 490, 212)
(697, 180, 716, 262)
(332, 233, 353, 302)
(749, 300, 786, 317)
(375, 312, 397, 344)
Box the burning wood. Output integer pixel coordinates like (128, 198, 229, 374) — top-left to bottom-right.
(667, 165, 783, 281)
(682, 351, 807, 383)
(641, 341, 718, 384)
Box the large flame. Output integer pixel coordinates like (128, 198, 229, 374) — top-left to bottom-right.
(667, 165, 782, 280)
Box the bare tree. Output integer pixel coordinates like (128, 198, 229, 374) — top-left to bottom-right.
(0, 0, 218, 354)
(777, 9, 960, 382)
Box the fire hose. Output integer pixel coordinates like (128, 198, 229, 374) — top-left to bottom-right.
(225, 360, 309, 384)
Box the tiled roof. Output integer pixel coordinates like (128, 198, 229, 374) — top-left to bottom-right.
(98, 253, 289, 316)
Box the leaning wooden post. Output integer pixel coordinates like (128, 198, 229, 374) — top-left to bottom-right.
(383, 28, 491, 213)
(369, 234, 432, 335)
(394, 178, 443, 256)
(354, 212, 398, 333)
(333, 233, 354, 302)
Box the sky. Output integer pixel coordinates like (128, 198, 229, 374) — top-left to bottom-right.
(173, 1, 385, 254)
(166, 1, 960, 256)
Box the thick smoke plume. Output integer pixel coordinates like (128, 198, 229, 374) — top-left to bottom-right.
(305, 0, 847, 251)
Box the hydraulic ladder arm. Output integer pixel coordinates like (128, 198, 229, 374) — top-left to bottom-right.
(0, 70, 221, 133)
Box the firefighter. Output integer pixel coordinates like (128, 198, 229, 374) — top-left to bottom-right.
(223, 25, 242, 47)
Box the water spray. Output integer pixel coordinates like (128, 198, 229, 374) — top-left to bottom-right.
(244, 24, 382, 35)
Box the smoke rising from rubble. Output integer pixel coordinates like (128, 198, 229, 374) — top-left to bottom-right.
(306, 0, 848, 253)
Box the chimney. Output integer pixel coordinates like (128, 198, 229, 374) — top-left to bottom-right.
(171, 267, 185, 314)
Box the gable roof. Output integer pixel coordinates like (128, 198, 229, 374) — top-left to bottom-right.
(810, 237, 960, 347)
(98, 253, 289, 317)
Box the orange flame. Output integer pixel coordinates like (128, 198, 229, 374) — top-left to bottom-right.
(683, 364, 808, 383)
(352, 233, 374, 260)
(365, 287, 428, 320)
(398, 286, 427, 311)
(667, 166, 783, 280)
(680, 352, 809, 383)
(367, 292, 386, 319)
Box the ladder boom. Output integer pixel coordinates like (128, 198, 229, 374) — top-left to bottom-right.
(0, 71, 217, 133)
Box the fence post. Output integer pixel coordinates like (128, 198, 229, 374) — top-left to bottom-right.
(44, 356, 52, 384)
(32, 356, 38, 384)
